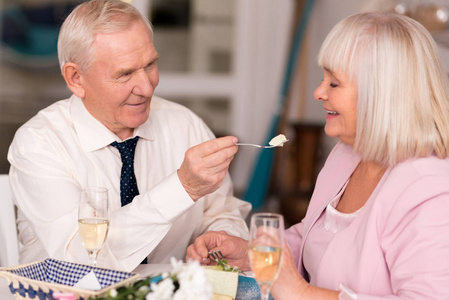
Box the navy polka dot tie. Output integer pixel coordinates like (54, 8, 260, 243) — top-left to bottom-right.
(111, 136, 140, 206)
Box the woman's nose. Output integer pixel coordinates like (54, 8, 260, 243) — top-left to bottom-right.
(313, 82, 327, 102)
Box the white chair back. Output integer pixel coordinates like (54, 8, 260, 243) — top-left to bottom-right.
(0, 174, 20, 267)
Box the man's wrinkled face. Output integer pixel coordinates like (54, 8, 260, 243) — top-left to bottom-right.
(81, 20, 159, 140)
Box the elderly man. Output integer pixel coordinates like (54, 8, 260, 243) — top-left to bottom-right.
(8, 0, 250, 272)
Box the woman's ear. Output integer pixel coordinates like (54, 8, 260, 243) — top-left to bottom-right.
(61, 63, 86, 99)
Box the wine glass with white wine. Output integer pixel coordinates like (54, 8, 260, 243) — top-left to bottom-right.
(248, 213, 285, 300)
(78, 187, 109, 267)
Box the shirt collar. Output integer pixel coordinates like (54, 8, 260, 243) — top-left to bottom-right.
(70, 95, 155, 152)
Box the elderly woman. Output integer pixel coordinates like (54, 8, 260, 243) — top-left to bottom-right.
(187, 12, 449, 299)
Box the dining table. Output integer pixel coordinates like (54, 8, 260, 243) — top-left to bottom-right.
(0, 263, 267, 300)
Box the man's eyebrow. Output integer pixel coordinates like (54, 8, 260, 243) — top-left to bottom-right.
(115, 54, 160, 77)
(149, 53, 160, 65)
(115, 67, 136, 77)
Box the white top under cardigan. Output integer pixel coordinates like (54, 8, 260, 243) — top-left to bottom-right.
(303, 180, 363, 285)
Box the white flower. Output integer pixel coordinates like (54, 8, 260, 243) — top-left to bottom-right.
(144, 258, 213, 300)
(169, 257, 184, 275)
(146, 277, 175, 300)
(138, 285, 151, 293)
(174, 260, 213, 300)
(109, 289, 118, 297)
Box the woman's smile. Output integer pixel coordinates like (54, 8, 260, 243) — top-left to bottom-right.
(325, 109, 339, 120)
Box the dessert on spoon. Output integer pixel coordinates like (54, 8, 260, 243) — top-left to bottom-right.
(236, 134, 289, 148)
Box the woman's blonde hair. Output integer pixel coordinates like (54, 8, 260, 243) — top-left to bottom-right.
(57, 0, 153, 72)
(318, 12, 449, 167)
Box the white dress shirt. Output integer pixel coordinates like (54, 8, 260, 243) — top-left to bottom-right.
(8, 95, 251, 271)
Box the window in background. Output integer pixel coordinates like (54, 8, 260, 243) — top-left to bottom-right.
(150, 0, 234, 75)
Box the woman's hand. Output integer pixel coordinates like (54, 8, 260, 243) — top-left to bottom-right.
(271, 245, 340, 299)
(270, 244, 309, 299)
(186, 231, 251, 271)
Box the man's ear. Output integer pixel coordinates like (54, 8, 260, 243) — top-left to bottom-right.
(62, 62, 86, 99)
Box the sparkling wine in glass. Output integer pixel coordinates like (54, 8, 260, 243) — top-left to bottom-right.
(78, 187, 109, 266)
(248, 213, 285, 300)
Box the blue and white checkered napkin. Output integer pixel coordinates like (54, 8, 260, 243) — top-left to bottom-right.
(10, 258, 134, 288)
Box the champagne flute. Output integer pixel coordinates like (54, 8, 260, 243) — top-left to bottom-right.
(248, 213, 285, 300)
(78, 187, 109, 267)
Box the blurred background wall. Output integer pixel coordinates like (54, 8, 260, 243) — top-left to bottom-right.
(1, 0, 449, 225)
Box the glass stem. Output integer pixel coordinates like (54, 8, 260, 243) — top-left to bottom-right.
(260, 284, 270, 300)
(88, 250, 99, 266)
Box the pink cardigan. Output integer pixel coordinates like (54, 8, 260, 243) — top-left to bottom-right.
(285, 142, 449, 299)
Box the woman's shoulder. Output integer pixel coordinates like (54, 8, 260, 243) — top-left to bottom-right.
(390, 155, 449, 182)
(375, 155, 449, 214)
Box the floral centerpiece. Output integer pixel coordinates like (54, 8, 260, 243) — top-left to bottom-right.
(92, 258, 213, 300)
